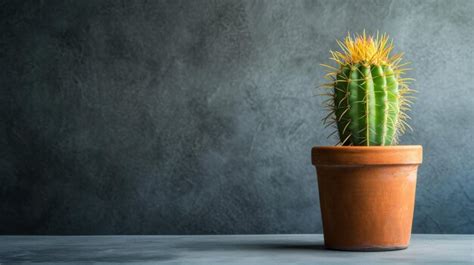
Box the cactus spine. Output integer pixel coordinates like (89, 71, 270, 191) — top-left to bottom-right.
(321, 32, 414, 146)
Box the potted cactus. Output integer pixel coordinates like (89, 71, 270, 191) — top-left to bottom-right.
(312, 32, 422, 251)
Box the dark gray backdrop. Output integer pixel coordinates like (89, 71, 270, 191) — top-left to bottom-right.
(1, 0, 473, 234)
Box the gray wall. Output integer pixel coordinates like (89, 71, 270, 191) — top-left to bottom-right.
(1, 0, 473, 234)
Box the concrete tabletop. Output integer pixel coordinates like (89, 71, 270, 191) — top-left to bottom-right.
(0, 234, 472, 264)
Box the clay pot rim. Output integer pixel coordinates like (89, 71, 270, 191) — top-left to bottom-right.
(312, 145, 423, 166)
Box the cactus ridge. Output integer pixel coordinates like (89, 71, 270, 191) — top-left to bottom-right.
(320, 32, 414, 146)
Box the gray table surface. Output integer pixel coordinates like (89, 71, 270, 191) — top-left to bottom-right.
(0, 234, 472, 264)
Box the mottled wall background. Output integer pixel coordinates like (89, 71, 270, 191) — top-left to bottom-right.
(1, 0, 473, 234)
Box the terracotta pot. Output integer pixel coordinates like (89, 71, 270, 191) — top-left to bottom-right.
(312, 145, 422, 251)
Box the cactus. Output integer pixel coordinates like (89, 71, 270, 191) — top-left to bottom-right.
(321, 32, 414, 146)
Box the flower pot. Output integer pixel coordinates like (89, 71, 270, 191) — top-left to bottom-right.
(311, 145, 422, 251)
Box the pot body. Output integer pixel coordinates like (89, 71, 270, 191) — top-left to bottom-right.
(312, 145, 422, 251)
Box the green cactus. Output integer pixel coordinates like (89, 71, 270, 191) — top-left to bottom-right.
(321, 32, 414, 146)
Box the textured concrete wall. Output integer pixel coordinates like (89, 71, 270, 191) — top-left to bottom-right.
(1, 0, 473, 234)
